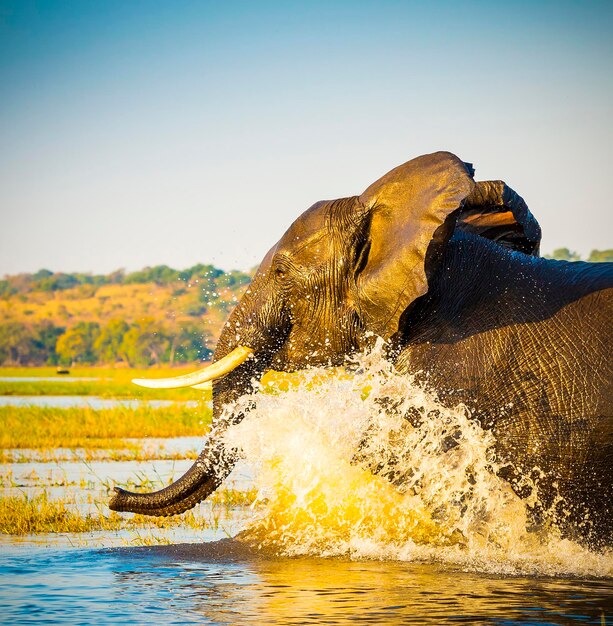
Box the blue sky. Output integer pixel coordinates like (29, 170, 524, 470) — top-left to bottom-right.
(1, 0, 611, 274)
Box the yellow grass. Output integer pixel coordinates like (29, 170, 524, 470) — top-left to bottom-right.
(0, 492, 122, 534)
(0, 447, 201, 463)
(0, 489, 258, 535)
(0, 404, 211, 449)
(0, 366, 212, 399)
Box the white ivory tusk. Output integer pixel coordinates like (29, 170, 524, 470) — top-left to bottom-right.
(132, 346, 254, 389)
(191, 381, 212, 391)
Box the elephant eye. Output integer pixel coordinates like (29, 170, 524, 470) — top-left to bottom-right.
(275, 268, 286, 280)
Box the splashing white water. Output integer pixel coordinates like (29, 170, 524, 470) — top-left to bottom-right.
(223, 342, 612, 577)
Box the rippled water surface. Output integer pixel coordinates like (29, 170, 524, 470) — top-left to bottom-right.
(0, 395, 199, 408)
(1, 541, 611, 625)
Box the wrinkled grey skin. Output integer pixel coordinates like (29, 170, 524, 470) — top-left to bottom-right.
(110, 152, 612, 549)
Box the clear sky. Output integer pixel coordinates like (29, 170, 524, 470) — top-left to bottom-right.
(1, 0, 611, 275)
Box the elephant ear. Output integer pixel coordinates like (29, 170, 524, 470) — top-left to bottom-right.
(457, 180, 541, 255)
(356, 151, 475, 339)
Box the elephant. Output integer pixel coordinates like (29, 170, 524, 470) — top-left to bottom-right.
(109, 151, 613, 549)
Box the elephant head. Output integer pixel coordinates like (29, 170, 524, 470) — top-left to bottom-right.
(109, 151, 540, 516)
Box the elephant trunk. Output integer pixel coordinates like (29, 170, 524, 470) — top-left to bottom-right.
(108, 411, 237, 516)
(109, 264, 284, 517)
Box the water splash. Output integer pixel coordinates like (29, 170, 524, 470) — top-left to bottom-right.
(223, 342, 612, 577)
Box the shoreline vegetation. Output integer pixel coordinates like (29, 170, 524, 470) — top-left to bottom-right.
(0, 403, 211, 450)
(0, 366, 255, 540)
(0, 488, 258, 536)
(0, 365, 210, 399)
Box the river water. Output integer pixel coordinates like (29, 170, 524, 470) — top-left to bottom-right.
(1, 354, 612, 624)
(1, 541, 611, 625)
(0, 395, 200, 409)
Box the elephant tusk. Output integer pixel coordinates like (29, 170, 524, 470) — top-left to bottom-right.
(191, 381, 212, 391)
(132, 346, 254, 389)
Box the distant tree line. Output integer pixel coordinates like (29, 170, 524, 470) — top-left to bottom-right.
(0, 263, 254, 366)
(0, 318, 213, 367)
(545, 248, 613, 262)
(0, 263, 252, 297)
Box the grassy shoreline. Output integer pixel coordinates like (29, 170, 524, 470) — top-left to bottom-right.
(0, 366, 255, 542)
(0, 366, 212, 400)
(0, 404, 211, 450)
(0, 488, 258, 535)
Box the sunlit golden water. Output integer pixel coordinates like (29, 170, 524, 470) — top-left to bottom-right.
(2, 544, 610, 624)
(223, 342, 612, 578)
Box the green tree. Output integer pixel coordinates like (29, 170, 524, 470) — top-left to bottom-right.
(125, 265, 180, 286)
(32, 269, 53, 281)
(216, 270, 251, 289)
(587, 249, 613, 263)
(168, 322, 213, 365)
(179, 264, 223, 282)
(0, 322, 36, 365)
(120, 318, 169, 366)
(55, 322, 101, 365)
(37, 273, 80, 292)
(548, 248, 582, 261)
(33, 321, 65, 365)
(94, 319, 130, 363)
